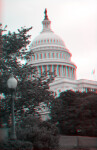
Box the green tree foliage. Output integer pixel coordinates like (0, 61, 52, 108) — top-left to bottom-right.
(0, 24, 33, 126)
(16, 116, 59, 149)
(51, 90, 97, 136)
(0, 25, 55, 126)
(76, 95, 97, 136)
(0, 24, 33, 94)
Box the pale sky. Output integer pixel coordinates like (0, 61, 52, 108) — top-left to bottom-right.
(2, 0, 97, 81)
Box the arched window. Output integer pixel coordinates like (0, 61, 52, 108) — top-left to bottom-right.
(39, 54, 41, 59)
(60, 53, 62, 58)
(45, 53, 47, 58)
(43, 53, 45, 59)
(53, 53, 55, 58)
(59, 53, 61, 58)
(35, 54, 37, 60)
(34, 55, 35, 60)
(51, 53, 53, 58)
(41, 53, 42, 59)
(37, 54, 39, 60)
(47, 53, 49, 58)
(49, 53, 50, 58)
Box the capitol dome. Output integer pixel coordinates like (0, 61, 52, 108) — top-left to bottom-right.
(30, 31, 66, 48)
(28, 9, 97, 96)
(29, 8, 77, 81)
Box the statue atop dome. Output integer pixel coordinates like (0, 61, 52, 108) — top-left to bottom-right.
(44, 8, 48, 20)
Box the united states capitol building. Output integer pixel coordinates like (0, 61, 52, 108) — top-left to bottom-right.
(29, 9, 97, 96)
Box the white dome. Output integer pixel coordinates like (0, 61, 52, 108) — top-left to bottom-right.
(30, 9, 66, 50)
(29, 9, 77, 82)
(30, 31, 66, 48)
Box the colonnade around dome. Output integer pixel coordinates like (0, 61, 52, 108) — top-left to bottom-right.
(29, 48, 76, 79)
(35, 65, 76, 79)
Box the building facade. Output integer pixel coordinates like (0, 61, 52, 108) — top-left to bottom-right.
(29, 9, 97, 96)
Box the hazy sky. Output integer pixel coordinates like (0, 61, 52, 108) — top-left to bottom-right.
(2, 0, 97, 80)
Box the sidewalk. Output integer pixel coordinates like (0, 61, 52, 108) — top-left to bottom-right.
(59, 135, 97, 149)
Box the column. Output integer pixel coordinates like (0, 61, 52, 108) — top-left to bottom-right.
(52, 65, 54, 73)
(69, 67, 71, 78)
(66, 66, 68, 77)
(57, 65, 59, 77)
(45, 65, 47, 76)
(74, 69, 76, 79)
(50, 65, 52, 72)
(59, 65, 61, 77)
(60, 65, 62, 77)
(68, 67, 70, 78)
(55, 65, 57, 76)
(64, 66, 66, 77)
(72, 68, 73, 79)
(42, 65, 45, 73)
(41, 66, 42, 76)
(37, 66, 39, 74)
(62, 65, 63, 77)
(38, 66, 41, 76)
(68, 67, 69, 77)
(63, 66, 65, 77)
(46, 65, 48, 76)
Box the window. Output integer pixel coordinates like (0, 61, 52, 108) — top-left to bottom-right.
(43, 53, 45, 59)
(37, 54, 39, 60)
(35, 54, 37, 60)
(60, 53, 62, 58)
(41, 54, 42, 59)
(53, 53, 55, 58)
(45, 53, 47, 58)
(49, 53, 50, 58)
(59, 53, 61, 58)
(47, 53, 49, 58)
(39, 54, 41, 59)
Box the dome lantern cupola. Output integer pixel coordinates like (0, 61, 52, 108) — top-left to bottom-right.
(41, 8, 52, 33)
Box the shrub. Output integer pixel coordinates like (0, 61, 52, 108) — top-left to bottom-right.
(16, 116, 59, 149)
(0, 140, 33, 150)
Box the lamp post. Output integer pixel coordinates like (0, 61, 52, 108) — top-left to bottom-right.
(7, 74, 17, 140)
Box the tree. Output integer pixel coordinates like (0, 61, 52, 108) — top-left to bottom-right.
(51, 90, 97, 136)
(0, 25, 34, 126)
(51, 90, 78, 135)
(0, 25, 55, 126)
(76, 95, 97, 136)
